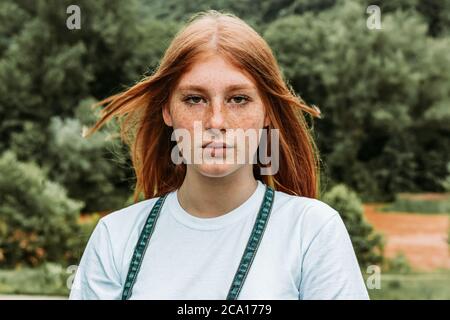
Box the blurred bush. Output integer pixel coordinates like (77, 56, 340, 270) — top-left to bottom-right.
(9, 98, 133, 213)
(0, 0, 448, 298)
(386, 252, 412, 274)
(322, 184, 384, 268)
(74, 212, 102, 258)
(0, 151, 83, 267)
(441, 162, 450, 192)
(45, 100, 131, 212)
(0, 262, 69, 296)
(0, 0, 179, 212)
(1, 0, 449, 211)
(265, 1, 450, 201)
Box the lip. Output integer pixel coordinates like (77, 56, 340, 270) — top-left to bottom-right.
(201, 141, 233, 149)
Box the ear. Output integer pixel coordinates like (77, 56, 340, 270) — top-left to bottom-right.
(162, 104, 173, 127)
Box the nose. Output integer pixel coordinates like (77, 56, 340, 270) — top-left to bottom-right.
(204, 97, 227, 130)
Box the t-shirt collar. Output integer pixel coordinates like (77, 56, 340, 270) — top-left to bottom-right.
(167, 180, 266, 230)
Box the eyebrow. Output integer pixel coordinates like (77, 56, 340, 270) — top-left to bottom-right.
(177, 84, 257, 92)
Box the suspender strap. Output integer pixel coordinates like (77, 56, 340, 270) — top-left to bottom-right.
(226, 186, 275, 300)
(121, 185, 275, 300)
(121, 194, 167, 300)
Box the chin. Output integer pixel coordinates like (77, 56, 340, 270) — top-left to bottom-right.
(194, 163, 242, 178)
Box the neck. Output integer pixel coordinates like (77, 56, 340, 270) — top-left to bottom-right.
(177, 166, 258, 218)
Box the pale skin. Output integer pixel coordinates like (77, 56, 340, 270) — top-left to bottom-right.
(162, 53, 270, 218)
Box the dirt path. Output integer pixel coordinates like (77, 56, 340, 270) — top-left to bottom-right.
(364, 204, 449, 271)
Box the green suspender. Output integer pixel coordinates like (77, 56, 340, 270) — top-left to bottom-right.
(121, 185, 275, 300)
(226, 186, 274, 299)
(121, 194, 167, 300)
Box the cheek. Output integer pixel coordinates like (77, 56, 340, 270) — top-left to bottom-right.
(170, 105, 199, 130)
(231, 106, 266, 129)
(170, 102, 266, 130)
(239, 112, 264, 128)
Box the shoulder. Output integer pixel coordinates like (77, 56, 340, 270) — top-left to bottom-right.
(269, 188, 349, 254)
(99, 197, 161, 235)
(272, 189, 340, 234)
(92, 197, 162, 259)
(84, 197, 163, 276)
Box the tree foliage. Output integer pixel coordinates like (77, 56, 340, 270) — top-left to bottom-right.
(0, 0, 448, 230)
(265, 1, 450, 200)
(0, 151, 83, 267)
(322, 184, 384, 268)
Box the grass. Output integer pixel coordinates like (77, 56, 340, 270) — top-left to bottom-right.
(364, 253, 450, 300)
(381, 193, 450, 214)
(366, 271, 450, 300)
(1, 263, 449, 300)
(0, 213, 100, 298)
(0, 263, 70, 297)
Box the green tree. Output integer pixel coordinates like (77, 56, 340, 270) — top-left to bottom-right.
(44, 99, 132, 212)
(0, 0, 179, 211)
(0, 151, 83, 267)
(0, 0, 176, 150)
(264, 1, 450, 200)
(322, 184, 384, 269)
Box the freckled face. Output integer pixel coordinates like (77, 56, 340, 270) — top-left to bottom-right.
(163, 54, 269, 178)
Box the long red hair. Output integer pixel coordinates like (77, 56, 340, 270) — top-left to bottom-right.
(84, 10, 322, 202)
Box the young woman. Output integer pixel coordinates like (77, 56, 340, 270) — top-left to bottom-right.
(69, 10, 369, 300)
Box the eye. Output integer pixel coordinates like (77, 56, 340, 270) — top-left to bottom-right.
(183, 95, 206, 105)
(229, 95, 250, 105)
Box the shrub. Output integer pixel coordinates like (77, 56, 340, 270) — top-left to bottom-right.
(441, 162, 450, 192)
(0, 151, 83, 267)
(386, 252, 412, 274)
(0, 262, 69, 296)
(321, 184, 384, 269)
(70, 212, 102, 261)
(44, 98, 132, 212)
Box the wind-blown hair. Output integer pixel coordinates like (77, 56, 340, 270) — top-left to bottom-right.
(85, 10, 322, 201)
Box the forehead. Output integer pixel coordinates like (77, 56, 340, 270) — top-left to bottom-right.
(176, 54, 257, 90)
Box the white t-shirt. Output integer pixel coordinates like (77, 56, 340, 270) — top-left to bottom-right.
(69, 180, 369, 300)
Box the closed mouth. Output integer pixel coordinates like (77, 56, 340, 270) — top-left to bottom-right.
(201, 142, 234, 149)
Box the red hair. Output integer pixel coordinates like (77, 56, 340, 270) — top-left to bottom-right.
(85, 10, 322, 201)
